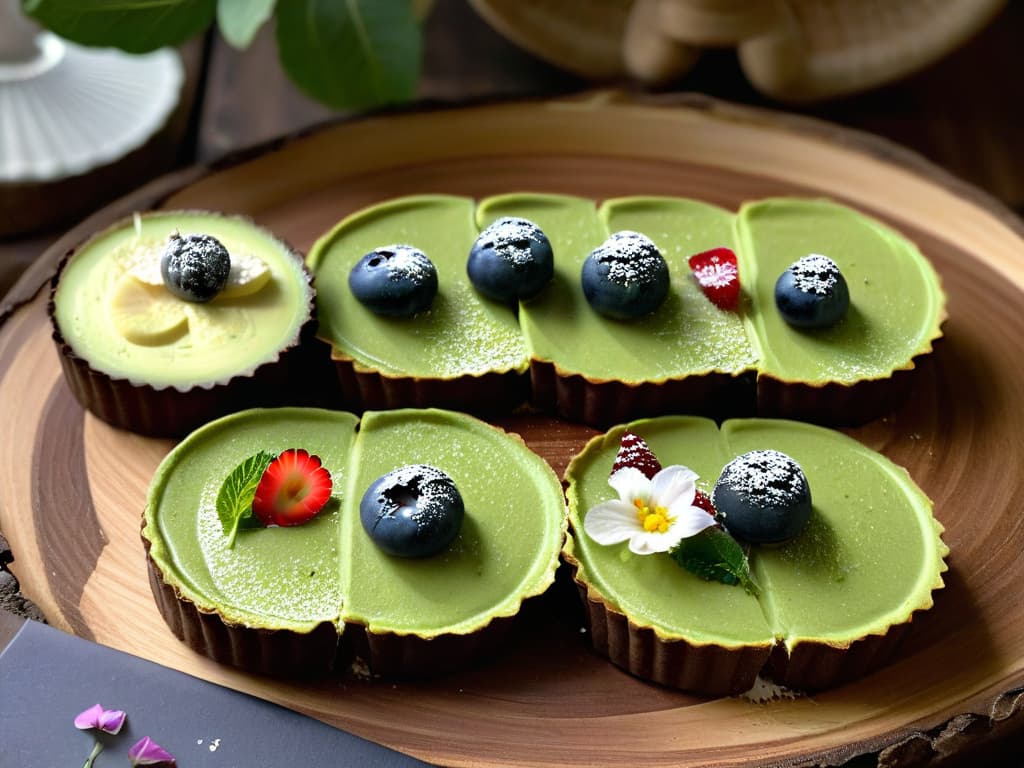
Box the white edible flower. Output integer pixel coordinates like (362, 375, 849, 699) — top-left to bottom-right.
(583, 465, 716, 555)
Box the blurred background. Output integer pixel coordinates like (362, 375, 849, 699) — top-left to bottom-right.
(1, 0, 1021, 294)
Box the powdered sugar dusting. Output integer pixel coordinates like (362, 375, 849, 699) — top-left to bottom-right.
(591, 231, 664, 286)
(612, 431, 662, 479)
(790, 254, 841, 295)
(370, 244, 434, 283)
(692, 258, 737, 288)
(372, 464, 461, 534)
(478, 217, 546, 267)
(740, 675, 801, 703)
(716, 450, 807, 510)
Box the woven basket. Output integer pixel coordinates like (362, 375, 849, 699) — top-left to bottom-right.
(468, 0, 1006, 101)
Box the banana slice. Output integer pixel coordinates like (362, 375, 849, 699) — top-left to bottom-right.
(125, 249, 164, 286)
(220, 253, 271, 299)
(109, 275, 188, 346)
(182, 302, 252, 345)
(128, 249, 270, 299)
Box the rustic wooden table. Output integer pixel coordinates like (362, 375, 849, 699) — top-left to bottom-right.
(2, 2, 1023, 765)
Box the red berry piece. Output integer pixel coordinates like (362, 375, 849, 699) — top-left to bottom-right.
(611, 431, 662, 480)
(692, 489, 717, 519)
(253, 449, 332, 527)
(688, 247, 740, 310)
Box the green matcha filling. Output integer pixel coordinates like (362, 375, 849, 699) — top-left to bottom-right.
(737, 199, 945, 384)
(143, 407, 566, 638)
(566, 417, 947, 651)
(478, 194, 756, 382)
(307, 196, 528, 378)
(53, 212, 311, 389)
(309, 193, 943, 391)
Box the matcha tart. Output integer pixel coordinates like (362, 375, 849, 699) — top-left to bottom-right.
(478, 193, 758, 425)
(142, 407, 567, 677)
(310, 193, 944, 426)
(307, 196, 531, 414)
(737, 198, 947, 424)
(49, 211, 316, 437)
(481, 194, 945, 427)
(565, 416, 947, 694)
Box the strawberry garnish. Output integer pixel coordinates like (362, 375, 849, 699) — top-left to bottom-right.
(612, 431, 662, 480)
(253, 448, 332, 527)
(688, 247, 740, 310)
(692, 489, 717, 519)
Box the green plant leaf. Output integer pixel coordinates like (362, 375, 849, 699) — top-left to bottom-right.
(22, 0, 216, 53)
(275, 0, 422, 109)
(216, 450, 275, 547)
(217, 0, 274, 49)
(670, 527, 760, 596)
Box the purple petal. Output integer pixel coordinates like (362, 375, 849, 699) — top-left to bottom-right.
(128, 736, 177, 767)
(97, 708, 126, 735)
(74, 703, 104, 730)
(74, 703, 126, 734)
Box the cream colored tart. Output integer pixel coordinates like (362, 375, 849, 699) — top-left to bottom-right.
(142, 406, 567, 677)
(309, 193, 945, 426)
(564, 416, 948, 695)
(49, 211, 316, 437)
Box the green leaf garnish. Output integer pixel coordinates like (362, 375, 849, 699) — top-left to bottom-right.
(670, 526, 760, 596)
(22, 0, 216, 54)
(217, 0, 275, 49)
(275, 0, 422, 109)
(216, 450, 275, 547)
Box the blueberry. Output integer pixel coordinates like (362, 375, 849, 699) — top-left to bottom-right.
(774, 254, 850, 329)
(467, 217, 554, 303)
(348, 245, 438, 317)
(581, 231, 669, 319)
(160, 233, 231, 303)
(712, 450, 812, 545)
(359, 464, 464, 558)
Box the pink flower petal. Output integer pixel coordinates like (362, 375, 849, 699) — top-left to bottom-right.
(128, 736, 177, 767)
(74, 704, 125, 734)
(74, 703, 103, 730)
(97, 708, 126, 735)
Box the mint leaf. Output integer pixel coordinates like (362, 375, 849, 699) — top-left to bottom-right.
(216, 450, 275, 547)
(275, 0, 422, 109)
(217, 0, 274, 49)
(23, 0, 216, 54)
(670, 527, 760, 596)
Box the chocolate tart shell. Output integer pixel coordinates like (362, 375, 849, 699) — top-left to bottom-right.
(756, 332, 947, 427)
(562, 541, 772, 697)
(146, 544, 536, 680)
(531, 360, 756, 429)
(48, 214, 319, 438)
(328, 345, 531, 416)
(766, 624, 913, 691)
(565, 544, 942, 696)
(146, 550, 341, 677)
(534, 327, 944, 429)
(565, 509, 946, 695)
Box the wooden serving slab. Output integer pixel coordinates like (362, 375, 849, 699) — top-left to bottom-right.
(2, 94, 1023, 767)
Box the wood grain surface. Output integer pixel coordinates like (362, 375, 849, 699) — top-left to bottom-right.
(2, 95, 1023, 767)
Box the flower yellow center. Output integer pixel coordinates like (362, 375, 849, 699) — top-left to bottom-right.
(634, 498, 673, 533)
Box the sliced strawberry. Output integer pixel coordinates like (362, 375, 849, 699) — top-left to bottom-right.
(253, 448, 332, 527)
(688, 247, 740, 310)
(611, 431, 662, 480)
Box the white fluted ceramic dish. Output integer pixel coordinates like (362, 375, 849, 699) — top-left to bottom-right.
(0, 34, 183, 182)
